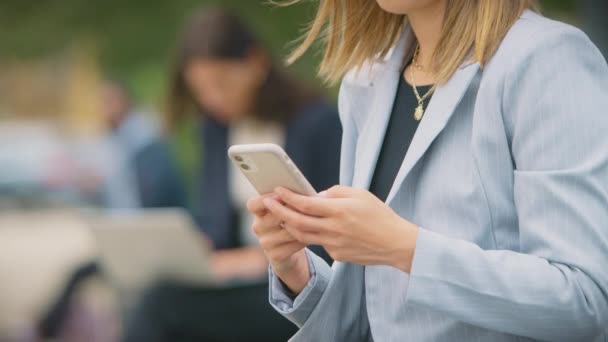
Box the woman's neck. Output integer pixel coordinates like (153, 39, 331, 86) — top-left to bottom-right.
(407, 1, 446, 69)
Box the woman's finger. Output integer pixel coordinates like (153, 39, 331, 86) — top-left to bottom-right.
(247, 197, 267, 215)
(275, 187, 336, 217)
(259, 226, 297, 249)
(261, 212, 282, 228)
(283, 224, 328, 245)
(252, 212, 282, 236)
(247, 193, 278, 215)
(263, 197, 326, 233)
(323, 185, 361, 198)
(267, 241, 306, 262)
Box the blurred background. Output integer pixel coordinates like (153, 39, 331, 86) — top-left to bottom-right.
(0, 0, 605, 341)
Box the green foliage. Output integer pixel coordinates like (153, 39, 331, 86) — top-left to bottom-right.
(0, 0, 320, 104)
(0, 0, 577, 103)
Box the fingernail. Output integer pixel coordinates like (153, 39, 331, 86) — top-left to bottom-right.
(263, 198, 274, 208)
(318, 191, 328, 198)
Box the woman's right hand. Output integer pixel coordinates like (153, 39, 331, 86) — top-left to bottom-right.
(247, 194, 311, 294)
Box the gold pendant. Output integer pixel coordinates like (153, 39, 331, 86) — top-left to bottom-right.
(414, 104, 424, 121)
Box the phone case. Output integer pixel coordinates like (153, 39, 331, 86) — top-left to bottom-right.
(228, 143, 317, 196)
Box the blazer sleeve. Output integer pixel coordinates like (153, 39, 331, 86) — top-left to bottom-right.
(405, 27, 608, 340)
(269, 249, 333, 327)
(269, 83, 361, 328)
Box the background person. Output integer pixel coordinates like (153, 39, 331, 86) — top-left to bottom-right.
(93, 80, 187, 210)
(123, 7, 341, 342)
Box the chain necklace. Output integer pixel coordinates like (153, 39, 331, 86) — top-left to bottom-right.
(410, 44, 436, 121)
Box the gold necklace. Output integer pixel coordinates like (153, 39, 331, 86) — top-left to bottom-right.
(410, 45, 435, 121)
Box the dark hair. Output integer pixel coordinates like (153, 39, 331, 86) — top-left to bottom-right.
(166, 6, 318, 129)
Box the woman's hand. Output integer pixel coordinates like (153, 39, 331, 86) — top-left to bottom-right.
(247, 194, 311, 294)
(263, 186, 419, 273)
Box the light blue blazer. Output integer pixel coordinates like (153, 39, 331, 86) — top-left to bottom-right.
(269, 11, 608, 341)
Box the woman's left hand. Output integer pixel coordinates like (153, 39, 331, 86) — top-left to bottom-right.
(263, 185, 419, 273)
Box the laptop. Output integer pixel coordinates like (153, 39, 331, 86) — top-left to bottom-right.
(85, 209, 214, 296)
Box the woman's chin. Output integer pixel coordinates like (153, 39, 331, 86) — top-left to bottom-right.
(208, 111, 242, 124)
(375, 0, 436, 15)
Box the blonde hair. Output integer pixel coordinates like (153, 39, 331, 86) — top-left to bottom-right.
(282, 0, 539, 84)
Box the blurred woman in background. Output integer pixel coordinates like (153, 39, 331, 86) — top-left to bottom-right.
(123, 6, 341, 342)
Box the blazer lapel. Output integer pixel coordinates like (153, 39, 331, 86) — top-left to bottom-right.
(385, 62, 481, 204)
(351, 27, 414, 189)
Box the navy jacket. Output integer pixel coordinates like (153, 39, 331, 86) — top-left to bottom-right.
(197, 102, 342, 255)
(132, 140, 187, 209)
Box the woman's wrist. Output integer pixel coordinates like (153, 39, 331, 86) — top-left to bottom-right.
(273, 250, 311, 295)
(388, 219, 419, 274)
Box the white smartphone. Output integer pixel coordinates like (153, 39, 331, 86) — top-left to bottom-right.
(228, 143, 317, 196)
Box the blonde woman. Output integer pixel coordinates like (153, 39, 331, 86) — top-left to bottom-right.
(247, 1, 608, 340)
